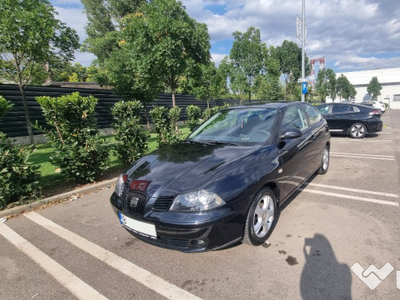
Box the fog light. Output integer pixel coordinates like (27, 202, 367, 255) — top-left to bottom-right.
(117, 198, 124, 210)
(190, 239, 207, 247)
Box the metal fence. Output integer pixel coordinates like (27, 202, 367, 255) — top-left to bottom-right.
(0, 83, 263, 138)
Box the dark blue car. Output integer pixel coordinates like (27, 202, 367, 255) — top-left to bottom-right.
(317, 103, 383, 138)
(110, 102, 331, 252)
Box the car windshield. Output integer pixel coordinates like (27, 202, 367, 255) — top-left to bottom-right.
(188, 107, 278, 145)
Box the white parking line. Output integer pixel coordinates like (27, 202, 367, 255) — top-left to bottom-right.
(332, 152, 394, 158)
(331, 152, 395, 161)
(0, 223, 107, 300)
(304, 182, 399, 198)
(299, 188, 399, 207)
(24, 212, 202, 300)
(333, 140, 393, 143)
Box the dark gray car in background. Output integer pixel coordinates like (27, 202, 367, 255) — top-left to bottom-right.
(317, 103, 383, 138)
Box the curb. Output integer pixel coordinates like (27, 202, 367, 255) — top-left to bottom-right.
(0, 177, 118, 219)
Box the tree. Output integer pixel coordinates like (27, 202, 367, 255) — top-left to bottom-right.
(255, 47, 284, 101)
(275, 40, 310, 100)
(105, 0, 211, 107)
(0, 0, 79, 144)
(254, 74, 283, 101)
(337, 74, 356, 100)
(217, 57, 232, 98)
(315, 69, 329, 102)
(316, 68, 337, 102)
(82, 0, 145, 63)
(229, 27, 267, 100)
(367, 76, 382, 100)
(0, 96, 13, 121)
(190, 63, 222, 108)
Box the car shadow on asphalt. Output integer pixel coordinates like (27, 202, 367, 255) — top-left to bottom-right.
(329, 133, 379, 139)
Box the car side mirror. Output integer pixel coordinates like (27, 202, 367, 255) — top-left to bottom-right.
(280, 128, 302, 139)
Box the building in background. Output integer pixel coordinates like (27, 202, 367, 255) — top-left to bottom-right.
(336, 68, 400, 109)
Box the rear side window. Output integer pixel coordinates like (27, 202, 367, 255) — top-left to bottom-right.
(281, 105, 309, 132)
(332, 105, 351, 113)
(318, 105, 330, 115)
(303, 104, 322, 126)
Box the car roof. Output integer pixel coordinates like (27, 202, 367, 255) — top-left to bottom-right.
(318, 102, 364, 107)
(317, 102, 377, 111)
(227, 101, 303, 110)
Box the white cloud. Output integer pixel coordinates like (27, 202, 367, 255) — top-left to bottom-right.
(53, 7, 88, 43)
(73, 51, 96, 67)
(51, 0, 400, 71)
(334, 55, 400, 71)
(211, 53, 227, 66)
(52, 4, 94, 66)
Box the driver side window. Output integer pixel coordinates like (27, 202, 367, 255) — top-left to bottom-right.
(281, 106, 309, 133)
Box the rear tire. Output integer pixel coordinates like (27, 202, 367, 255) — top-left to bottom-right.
(243, 188, 279, 246)
(349, 123, 367, 138)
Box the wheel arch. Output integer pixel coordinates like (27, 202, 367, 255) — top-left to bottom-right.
(263, 182, 280, 204)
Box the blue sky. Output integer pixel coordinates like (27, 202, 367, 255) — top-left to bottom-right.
(50, 0, 400, 73)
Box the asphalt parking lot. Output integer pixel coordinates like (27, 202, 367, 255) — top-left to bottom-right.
(1, 110, 400, 300)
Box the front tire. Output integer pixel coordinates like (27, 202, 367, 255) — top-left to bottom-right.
(318, 145, 330, 174)
(243, 188, 278, 246)
(349, 123, 367, 138)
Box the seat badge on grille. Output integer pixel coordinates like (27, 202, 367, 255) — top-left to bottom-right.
(129, 197, 140, 207)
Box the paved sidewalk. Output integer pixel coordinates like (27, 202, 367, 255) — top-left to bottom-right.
(0, 177, 118, 219)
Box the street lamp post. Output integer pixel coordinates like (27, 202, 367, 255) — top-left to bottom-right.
(301, 0, 306, 102)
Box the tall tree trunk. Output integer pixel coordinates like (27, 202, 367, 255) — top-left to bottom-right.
(284, 83, 287, 100)
(19, 86, 34, 145)
(171, 89, 178, 133)
(172, 91, 176, 107)
(143, 102, 150, 130)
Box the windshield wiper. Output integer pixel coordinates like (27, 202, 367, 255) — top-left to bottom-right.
(184, 139, 212, 145)
(215, 141, 239, 146)
(184, 139, 238, 146)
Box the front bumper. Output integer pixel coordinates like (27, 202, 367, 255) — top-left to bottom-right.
(110, 192, 242, 252)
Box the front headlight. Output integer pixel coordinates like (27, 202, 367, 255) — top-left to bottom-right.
(115, 174, 125, 197)
(169, 190, 226, 212)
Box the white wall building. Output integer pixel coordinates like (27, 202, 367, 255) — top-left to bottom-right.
(335, 67, 400, 109)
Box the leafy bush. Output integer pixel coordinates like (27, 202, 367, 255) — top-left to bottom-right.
(186, 105, 202, 131)
(36, 92, 109, 183)
(1, 95, 39, 208)
(202, 107, 213, 121)
(150, 106, 181, 146)
(0, 96, 13, 120)
(169, 106, 181, 134)
(0, 136, 40, 209)
(111, 101, 148, 165)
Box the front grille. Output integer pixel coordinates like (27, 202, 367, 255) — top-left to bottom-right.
(159, 237, 190, 248)
(153, 197, 174, 211)
(125, 191, 148, 214)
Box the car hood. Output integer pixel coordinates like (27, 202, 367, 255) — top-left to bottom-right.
(125, 141, 275, 198)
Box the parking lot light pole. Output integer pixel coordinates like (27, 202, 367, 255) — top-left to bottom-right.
(301, 0, 305, 102)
